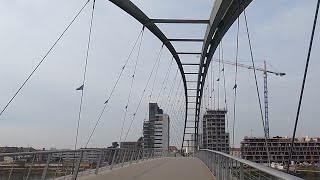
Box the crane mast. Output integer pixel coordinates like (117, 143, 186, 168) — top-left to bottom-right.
(263, 61, 269, 138)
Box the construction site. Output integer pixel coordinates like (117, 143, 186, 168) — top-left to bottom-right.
(241, 136, 320, 165)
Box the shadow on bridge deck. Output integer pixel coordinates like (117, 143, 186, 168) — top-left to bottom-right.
(79, 157, 215, 180)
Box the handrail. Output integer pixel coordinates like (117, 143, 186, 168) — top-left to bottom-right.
(196, 149, 303, 180)
(0, 148, 171, 180)
(0, 148, 127, 157)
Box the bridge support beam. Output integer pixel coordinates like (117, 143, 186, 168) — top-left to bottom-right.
(188, 0, 253, 151)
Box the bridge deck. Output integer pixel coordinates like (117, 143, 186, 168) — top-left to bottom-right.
(79, 157, 215, 180)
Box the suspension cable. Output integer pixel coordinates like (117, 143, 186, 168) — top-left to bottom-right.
(142, 55, 170, 123)
(287, 0, 320, 173)
(123, 44, 164, 141)
(163, 69, 179, 110)
(212, 60, 215, 110)
(170, 89, 185, 146)
(74, 0, 96, 150)
(232, 0, 241, 150)
(155, 57, 174, 103)
(156, 56, 174, 102)
(139, 52, 163, 142)
(243, 9, 271, 165)
(161, 68, 179, 108)
(209, 61, 212, 109)
(85, 26, 145, 147)
(207, 74, 210, 109)
(217, 44, 221, 110)
(118, 27, 146, 142)
(167, 80, 182, 116)
(0, 0, 92, 117)
(167, 80, 184, 141)
(203, 79, 207, 111)
(221, 40, 229, 133)
(167, 82, 184, 135)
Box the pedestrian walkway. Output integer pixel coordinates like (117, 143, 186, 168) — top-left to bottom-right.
(79, 157, 216, 180)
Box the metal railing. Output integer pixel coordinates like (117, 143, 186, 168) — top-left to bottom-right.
(196, 149, 304, 180)
(0, 148, 171, 180)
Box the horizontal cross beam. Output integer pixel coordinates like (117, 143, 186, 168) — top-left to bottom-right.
(150, 19, 209, 24)
(168, 38, 204, 42)
(182, 63, 200, 66)
(177, 52, 201, 55)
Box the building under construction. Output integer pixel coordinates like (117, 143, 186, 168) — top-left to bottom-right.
(202, 109, 229, 153)
(241, 136, 320, 164)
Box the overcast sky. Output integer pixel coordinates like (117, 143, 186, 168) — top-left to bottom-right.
(0, 0, 319, 150)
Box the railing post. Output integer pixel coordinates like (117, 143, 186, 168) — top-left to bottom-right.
(240, 162, 244, 180)
(225, 157, 230, 180)
(64, 161, 70, 176)
(155, 149, 158, 158)
(223, 156, 227, 180)
(41, 153, 51, 180)
(218, 155, 222, 180)
(146, 149, 149, 160)
(216, 154, 219, 179)
(53, 153, 63, 178)
(205, 151, 208, 166)
(136, 149, 141, 163)
(209, 153, 213, 173)
(110, 149, 117, 170)
(26, 155, 36, 180)
(147, 149, 150, 160)
(129, 149, 135, 165)
(212, 153, 216, 175)
(142, 149, 146, 161)
(122, 149, 127, 167)
(107, 150, 112, 168)
(8, 164, 14, 180)
(72, 151, 83, 180)
(95, 150, 103, 175)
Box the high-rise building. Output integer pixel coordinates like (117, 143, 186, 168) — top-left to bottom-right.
(149, 103, 163, 117)
(202, 109, 229, 153)
(154, 114, 170, 150)
(143, 103, 169, 151)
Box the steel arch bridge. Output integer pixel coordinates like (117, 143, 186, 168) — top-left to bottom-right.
(109, 0, 252, 151)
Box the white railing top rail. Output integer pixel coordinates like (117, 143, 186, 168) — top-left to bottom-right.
(198, 149, 303, 180)
(0, 148, 149, 157)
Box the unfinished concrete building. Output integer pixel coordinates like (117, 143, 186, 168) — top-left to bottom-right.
(241, 136, 320, 164)
(202, 109, 229, 153)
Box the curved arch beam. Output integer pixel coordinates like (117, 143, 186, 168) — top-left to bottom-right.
(108, 0, 188, 147)
(192, 0, 253, 149)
